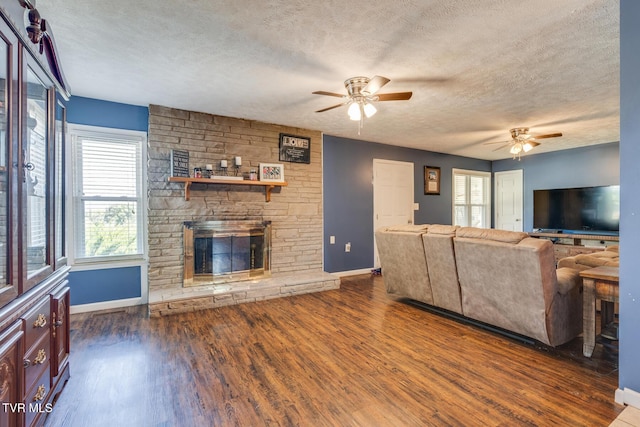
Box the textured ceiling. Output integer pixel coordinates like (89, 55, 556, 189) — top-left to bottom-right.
(38, 0, 619, 160)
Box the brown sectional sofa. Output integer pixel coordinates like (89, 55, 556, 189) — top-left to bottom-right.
(375, 225, 583, 346)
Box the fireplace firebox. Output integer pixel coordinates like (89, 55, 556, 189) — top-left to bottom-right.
(183, 220, 271, 287)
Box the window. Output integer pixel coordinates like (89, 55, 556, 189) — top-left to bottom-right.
(452, 169, 491, 228)
(68, 125, 146, 262)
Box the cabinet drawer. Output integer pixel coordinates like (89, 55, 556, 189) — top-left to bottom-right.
(24, 333, 51, 396)
(22, 297, 51, 350)
(25, 369, 51, 427)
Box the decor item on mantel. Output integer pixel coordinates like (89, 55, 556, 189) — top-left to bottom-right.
(170, 149, 190, 177)
(259, 163, 285, 182)
(209, 159, 243, 181)
(234, 156, 242, 176)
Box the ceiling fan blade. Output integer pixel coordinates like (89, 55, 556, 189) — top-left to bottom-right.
(527, 140, 541, 147)
(376, 92, 413, 101)
(361, 75, 390, 95)
(492, 144, 511, 152)
(315, 103, 346, 113)
(312, 91, 345, 98)
(532, 132, 562, 139)
(483, 139, 511, 145)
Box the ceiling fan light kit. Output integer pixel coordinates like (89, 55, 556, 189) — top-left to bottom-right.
(313, 75, 412, 134)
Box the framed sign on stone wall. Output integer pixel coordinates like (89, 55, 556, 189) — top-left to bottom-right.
(279, 133, 310, 164)
(171, 149, 190, 177)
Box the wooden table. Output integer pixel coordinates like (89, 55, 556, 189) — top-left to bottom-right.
(580, 266, 619, 357)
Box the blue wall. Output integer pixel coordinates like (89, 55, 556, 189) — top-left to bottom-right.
(69, 267, 142, 305)
(66, 96, 149, 305)
(619, 0, 640, 399)
(492, 142, 619, 231)
(323, 135, 490, 273)
(66, 96, 149, 132)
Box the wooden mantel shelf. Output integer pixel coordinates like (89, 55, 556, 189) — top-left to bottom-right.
(168, 176, 288, 202)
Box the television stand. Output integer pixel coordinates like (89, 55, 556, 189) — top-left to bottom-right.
(528, 232, 619, 262)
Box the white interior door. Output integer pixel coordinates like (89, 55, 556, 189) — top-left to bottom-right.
(495, 169, 523, 231)
(373, 159, 414, 267)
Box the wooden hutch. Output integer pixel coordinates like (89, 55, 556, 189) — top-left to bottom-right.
(0, 1, 71, 426)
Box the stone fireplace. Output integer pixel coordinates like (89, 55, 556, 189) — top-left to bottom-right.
(183, 220, 271, 287)
(146, 105, 340, 316)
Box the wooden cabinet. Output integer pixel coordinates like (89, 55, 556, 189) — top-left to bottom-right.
(0, 322, 23, 427)
(50, 285, 69, 380)
(0, 2, 71, 426)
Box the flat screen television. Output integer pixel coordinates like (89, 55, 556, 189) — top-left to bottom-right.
(533, 185, 620, 234)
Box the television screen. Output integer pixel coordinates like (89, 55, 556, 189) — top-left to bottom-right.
(533, 185, 620, 234)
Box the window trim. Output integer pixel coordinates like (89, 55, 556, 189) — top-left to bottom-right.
(66, 124, 148, 266)
(451, 168, 492, 228)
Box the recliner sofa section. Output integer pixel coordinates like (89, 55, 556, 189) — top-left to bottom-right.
(422, 224, 462, 314)
(453, 227, 582, 346)
(374, 224, 434, 305)
(375, 225, 583, 347)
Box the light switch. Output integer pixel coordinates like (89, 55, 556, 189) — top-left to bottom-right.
(330, 236, 335, 244)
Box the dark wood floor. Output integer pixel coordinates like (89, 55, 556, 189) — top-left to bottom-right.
(44, 274, 623, 427)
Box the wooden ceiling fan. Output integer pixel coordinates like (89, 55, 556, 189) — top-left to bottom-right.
(485, 127, 563, 159)
(312, 75, 412, 133)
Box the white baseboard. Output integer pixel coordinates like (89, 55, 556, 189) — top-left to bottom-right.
(615, 387, 640, 408)
(332, 268, 374, 277)
(71, 297, 144, 314)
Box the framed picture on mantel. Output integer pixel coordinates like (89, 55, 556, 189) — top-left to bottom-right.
(259, 163, 285, 182)
(424, 165, 440, 195)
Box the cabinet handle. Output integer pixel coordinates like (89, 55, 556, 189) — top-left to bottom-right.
(54, 320, 63, 327)
(33, 385, 46, 402)
(34, 349, 47, 365)
(24, 358, 31, 367)
(33, 314, 47, 328)
(24, 161, 35, 171)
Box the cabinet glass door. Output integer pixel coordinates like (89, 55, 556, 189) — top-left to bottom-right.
(0, 27, 15, 306)
(54, 100, 66, 267)
(25, 67, 50, 278)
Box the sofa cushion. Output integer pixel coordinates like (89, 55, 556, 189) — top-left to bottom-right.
(573, 252, 619, 267)
(456, 227, 528, 244)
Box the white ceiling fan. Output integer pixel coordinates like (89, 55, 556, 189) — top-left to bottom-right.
(485, 127, 563, 159)
(312, 76, 412, 133)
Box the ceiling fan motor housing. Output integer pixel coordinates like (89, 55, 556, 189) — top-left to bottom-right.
(510, 127, 530, 139)
(344, 77, 370, 97)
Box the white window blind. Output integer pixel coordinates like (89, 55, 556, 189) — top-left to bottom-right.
(452, 169, 491, 228)
(69, 125, 146, 261)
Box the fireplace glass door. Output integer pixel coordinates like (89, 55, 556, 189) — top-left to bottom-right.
(184, 221, 271, 287)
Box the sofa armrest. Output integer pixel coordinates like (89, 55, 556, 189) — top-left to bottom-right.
(556, 267, 581, 295)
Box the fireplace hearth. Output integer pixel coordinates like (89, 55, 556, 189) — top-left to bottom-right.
(183, 220, 271, 287)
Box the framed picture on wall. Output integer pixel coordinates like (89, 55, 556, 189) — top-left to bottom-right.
(424, 165, 440, 195)
(259, 163, 285, 182)
(279, 133, 311, 164)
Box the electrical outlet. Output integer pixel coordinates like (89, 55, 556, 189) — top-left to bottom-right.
(345, 242, 351, 252)
(330, 236, 335, 244)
